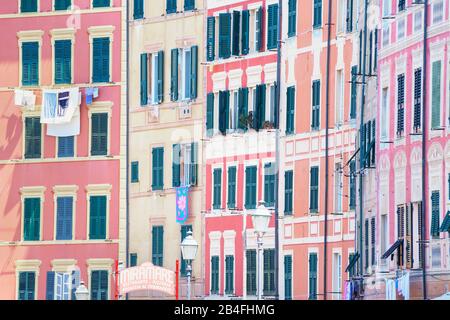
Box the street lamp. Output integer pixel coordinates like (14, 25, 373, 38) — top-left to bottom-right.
(251, 200, 272, 300)
(75, 281, 89, 300)
(181, 230, 198, 300)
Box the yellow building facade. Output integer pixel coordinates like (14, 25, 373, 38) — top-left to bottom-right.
(128, 0, 205, 299)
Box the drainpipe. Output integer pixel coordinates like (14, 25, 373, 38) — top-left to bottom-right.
(125, 0, 130, 300)
(323, 0, 333, 301)
(358, 0, 369, 280)
(420, 0, 428, 300)
(273, 0, 283, 300)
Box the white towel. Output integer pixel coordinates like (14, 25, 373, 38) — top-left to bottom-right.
(41, 88, 80, 124)
(14, 89, 36, 110)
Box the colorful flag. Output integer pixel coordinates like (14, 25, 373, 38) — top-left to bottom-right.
(176, 186, 189, 224)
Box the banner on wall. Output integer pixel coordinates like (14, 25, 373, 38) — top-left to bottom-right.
(176, 186, 189, 224)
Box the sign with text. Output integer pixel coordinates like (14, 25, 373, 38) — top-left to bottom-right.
(119, 262, 176, 296)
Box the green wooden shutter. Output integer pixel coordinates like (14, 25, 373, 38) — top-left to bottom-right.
(55, 40, 71, 84)
(238, 87, 248, 131)
(133, 0, 144, 19)
(227, 166, 237, 208)
(284, 170, 293, 215)
(93, 0, 110, 8)
(184, 0, 195, 11)
(56, 196, 73, 240)
(219, 13, 231, 59)
(255, 84, 266, 130)
(152, 147, 164, 190)
(241, 10, 250, 55)
(24, 198, 40, 241)
(90, 270, 108, 300)
(206, 93, 214, 135)
(21, 0, 37, 12)
(172, 144, 181, 187)
(225, 255, 234, 294)
(431, 60, 441, 129)
(310, 166, 318, 212)
(309, 253, 317, 299)
(130, 253, 138, 267)
(246, 250, 257, 295)
(284, 255, 292, 300)
(288, 0, 297, 37)
(157, 50, 164, 103)
(92, 37, 110, 83)
(207, 17, 215, 61)
(350, 66, 357, 119)
(190, 45, 198, 99)
(267, 4, 279, 50)
(346, 0, 353, 32)
(264, 163, 275, 206)
(166, 0, 176, 14)
(190, 142, 198, 186)
(313, 0, 322, 28)
(245, 166, 257, 209)
(131, 161, 139, 183)
(211, 256, 219, 294)
(232, 11, 241, 56)
(22, 42, 39, 86)
(374, 29, 378, 70)
(349, 160, 356, 208)
(152, 226, 164, 266)
(25, 117, 41, 159)
(312, 80, 320, 130)
(256, 7, 263, 52)
(19, 272, 35, 300)
(58, 136, 74, 158)
(286, 86, 295, 134)
(263, 249, 275, 296)
(89, 196, 106, 240)
(140, 53, 148, 105)
(431, 191, 440, 238)
(91, 113, 108, 156)
(219, 90, 230, 134)
(170, 49, 178, 101)
(46, 271, 55, 300)
(213, 168, 222, 209)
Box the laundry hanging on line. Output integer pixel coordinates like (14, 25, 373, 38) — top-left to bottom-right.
(41, 87, 80, 124)
(14, 89, 36, 110)
(47, 107, 80, 137)
(85, 87, 99, 105)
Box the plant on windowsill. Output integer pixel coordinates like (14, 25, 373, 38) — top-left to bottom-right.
(262, 121, 274, 129)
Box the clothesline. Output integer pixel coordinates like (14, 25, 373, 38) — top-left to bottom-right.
(1, 82, 119, 91)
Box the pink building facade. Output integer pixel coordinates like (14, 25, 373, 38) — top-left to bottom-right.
(372, 0, 450, 299)
(0, 0, 126, 300)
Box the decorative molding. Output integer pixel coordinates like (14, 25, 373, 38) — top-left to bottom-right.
(20, 186, 46, 197)
(15, 259, 41, 273)
(50, 28, 76, 42)
(17, 30, 44, 42)
(87, 25, 115, 41)
(51, 259, 77, 272)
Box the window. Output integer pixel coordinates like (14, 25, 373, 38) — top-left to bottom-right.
(382, 21, 390, 47)
(308, 253, 318, 300)
(152, 147, 164, 190)
(397, 74, 405, 137)
(58, 136, 74, 158)
(91, 113, 108, 156)
(54, 273, 71, 300)
(172, 143, 198, 187)
(213, 168, 222, 209)
(56, 196, 73, 240)
(246, 250, 257, 295)
(382, 0, 391, 17)
(431, 60, 442, 129)
(238, 88, 249, 131)
(267, 4, 279, 50)
(311, 80, 320, 130)
(23, 198, 40, 241)
(349, 160, 356, 209)
(55, 0, 71, 11)
(225, 255, 234, 295)
(22, 42, 39, 86)
(21, 0, 37, 13)
(92, 37, 110, 83)
(398, 0, 405, 12)
(90, 270, 108, 300)
(413, 68, 422, 132)
(346, 0, 353, 32)
(232, 11, 241, 56)
(284, 170, 293, 215)
(166, 0, 176, 14)
(264, 163, 275, 207)
(184, 0, 195, 11)
(229, 91, 239, 131)
(141, 51, 164, 105)
(46, 270, 79, 300)
(337, 0, 346, 33)
(206, 93, 214, 135)
(373, 30, 378, 72)
(396, 205, 405, 267)
(310, 166, 319, 212)
(380, 214, 388, 265)
(313, 0, 322, 28)
(93, 0, 110, 8)
(371, 217, 376, 266)
(350, 66, 357, 119)
(152, 226, 164, 266)
(131, 161, 139, 183)
(432, 0, 444, 24)
(18, 272, 35, 300)
(397, 18, 405, 41)
(368, 32, 373, 72)
(335, 163, 342, 213)
(180, 225, 192, 276)
(431, 191, 440, 239)
(130, 253, 138, 267)
(24, 117, 41, 159)
(414, 10, 423, 33)
(336, 70, 344, 125)
(332, 253, 342, 300)
(206, 17, 215, 61)
(219, 90, 230, 134)
(286, 86, 295, 134)
(227, 166, 237, 209)
(381, 87, 389, 139)
(268, 84, 277, 124)
(210, 256, 219, 294)
(284, 255, 292, 300)
(171, 46, 198, 101)
(263, 249, 275, 296)
(242, 10, 250, 55)
(348, 253, 356, 278)
(219, 13, 231, 59)
(245, 166, 257, 209)
(254, 7, 263, 52)
(133, 0, 144, 19)
(287, 0, 296, 37)
(89, 195, 107, 240)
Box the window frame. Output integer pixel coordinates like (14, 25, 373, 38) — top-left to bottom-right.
(88, 26, 114, 84)
(20, 186, 45, 242)
(85, 184, 111, 241)
(51, 29, 75, 86)
(88, 102, 113, 157)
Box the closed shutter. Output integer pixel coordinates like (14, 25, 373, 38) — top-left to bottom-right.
(190, 45, 198, 99)
(92, 37, 110, 83)
(431, 61, 441, 129)
(91, 113, 108, 156)
(21, 0, 38, 12)
(190, 142, 198, 186)
(256, 7, 263, 52)
(24, 198, 40, 241)
(309, 253, 317, 300)
(284, 255, 292, 300)
(284, 170, 293, 215)
(310, 166, 319, 212)
(152, 226, 164, 266)
(286, 86, 295, 134)
(130, 253, 138, 267)
(46, 271, 55, 300)
(219, 13, 231, 59)
(349, 161, 356, 208)
(206, 93, 214, 134)
(22, 42, 39, 86)
(55, 40, 71, 84)
(350, 66, 357, 119)
(166, 0, 176, 14)
(254, 84, 266, 130)
(263, 249, 275, 296)
(397, 74, 405, 136)
(58, 136, 74, 158)
(371, 217, 376, 266)
(241, 10, 250, 55)
(374, 29, 378, 70)
(238, 87, 248, 131)
(184, 0, 195, 11)
(413, 68, 422, 130)
(288, 0, 297, 37)
(140, 53, 148, 105)
(346, 0, 353, 32)
(398, 0, 405, 11)
(207, 17, 215, 61)
(219, 90, 230, 134)
(170, 49, 178, 101)
(232, 11, 241, 56)
(157, 50, 164, 103)
(213, 168, 222, 209)
(431, 191, 440, 238)
(56, 196, 73, 240)
(89, 195, 106, 240)
(54, 0, 71, 11)
(264, 163, 275, 206)
(25, 117, 41, 159)
(245, 166, 257, 209)
(152, 147, 164, 190)
(313, 0, 322, 28)
(227, 166, 237, 209)
(133, 0, 144, 19)
(225, 255, 234, 294)
(19, 272, 35, 300)
(267, 4, 278, 50)
(246, 250, 257, 295)
(312, 80, 320, 130)
(91, 270, 108, 300)
(93, 0, 110, 7)
(211, 256, 219, 294)
(131, 161, 139, 183)
(364, 219, 369, 269)
(371, 119, 376, 165)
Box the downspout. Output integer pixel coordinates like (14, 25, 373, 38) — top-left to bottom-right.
(358, 0, 369, 279)
(323, 0, 333, 301)
(125, 0, 130, 300)
(420, 0, 428, 300)
(273, 0, 283, 300)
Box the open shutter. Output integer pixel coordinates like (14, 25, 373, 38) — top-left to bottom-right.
(257, 84, 266, 130)
(190, 142, 198, 186)
(170, 49, 178, 101)
(286, 86, 295, 134)
(133, 0, 144, 19)
(157, 50, 164, 103)
(431, 61, 441, 129)
(232, 11, 241, 56)
(190, 45, 198, 99)
(241, 10, 250, 55)
(166, 0, 176, 14)
(140, 53, 148, 105)
(238, 87, 248, 131)
(219, 91, 230, 134)
(267, 4, 278, 50)
(206, 93, 214, 134)
(219, 13, 231, 58)
(288, 0, 297, 37)
(207, 17, 215, 61)
(172, 144, 181, 187)
(256, 7, 263, 52)
(184, 0, 195, 11)
(46, 271, 55, 300)
(350, 66, 357, 119)
(431, 191, 440, 238)
(227, 166, 236, 208)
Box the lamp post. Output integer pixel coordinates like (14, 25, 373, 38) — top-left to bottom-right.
(75, 281, 89, 300)
(181, 230, 198, 300)
(251, 201, 272, 300)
